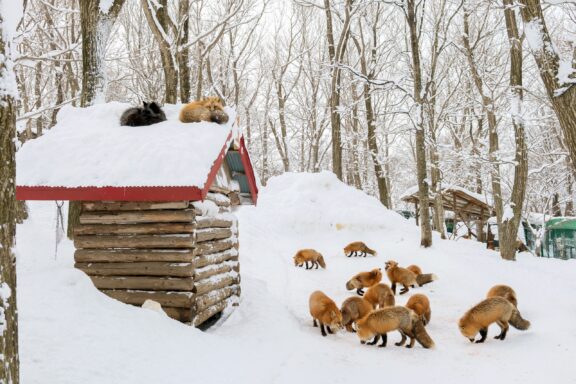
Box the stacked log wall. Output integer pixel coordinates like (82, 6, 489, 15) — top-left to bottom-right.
(73, 194, 240, 326)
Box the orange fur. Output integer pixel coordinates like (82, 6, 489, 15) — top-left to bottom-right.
(179, 96, 229, 124)
(406, 294, 431, 325)
(364, 283, 395, 309)
(406, 265, 422, 275)
(346, 268, 383, 296)
(309, 291, 343, 336)
(293, 249, 326, 269)
(340, 296, 373, 332)
(458, 297, 530, 343)
(486, 285, 518, 307)
(344, 241, 377, 257)
(385, 260, 418, 295)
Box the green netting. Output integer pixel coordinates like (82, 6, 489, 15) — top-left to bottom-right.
(542, 218, 576, 259)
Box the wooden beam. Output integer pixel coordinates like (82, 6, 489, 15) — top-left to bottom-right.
(194, 273, 240, 295)
(75, 249, 194, 263)
(195, 217, 233, 229)
(193, 300, 228, 327)
(74, 223, 195, 236)
(194, 238, 235, 256)
(75, 262, 194, 277)
(194, 285, 239, 313)
(90, 276, 194, 291)
(101, 290, 194, 308)
(74, 234, 195, 249)
(196, 228, 232, 243)
(79, 210, 195, 225)
(82, 201, 189, 212)
(193, 249, 238, 269)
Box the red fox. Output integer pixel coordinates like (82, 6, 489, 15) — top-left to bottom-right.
(363, 283, 395, 309)
(406, 293, 431, 325)
(385, 260, 418, 295)
(309, 291, 343, 337)
(293, 249, 326, 270)
(458, 297, 530, 343)
(340, 296, 373, 332)
(486, 285, 518, 307)
(179, 96, 229, 124)
(356, 306, 435, 349)
(406, 264, 438, 287)
(346, 268, 383, 296)
(343, 241, 377, 257)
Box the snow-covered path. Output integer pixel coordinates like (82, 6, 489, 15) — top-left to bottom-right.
(16, 172, 576, 383)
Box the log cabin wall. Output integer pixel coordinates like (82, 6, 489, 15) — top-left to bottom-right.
(73, 192, 240, 326)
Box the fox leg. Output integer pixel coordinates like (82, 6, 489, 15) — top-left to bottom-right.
(327, 326, 334, 334)
(367, 334, 380, 345)
(305, 261, 310, 270)
(399, 285, 409, 295)
(356, 288, 365, 296)
(313, 319, 318, 327)
(345, 323, 355, 333)
(406, 336, 415, 348)
(391, 283, 397, 295)
(475, 328, 488, 343)
(495, 321, 509, 340)
(378, 334, 388, 348)
(363, 251, 367, 257)
(320, 323, 327, 337)
(395, 332, 407, 347)
(314, 261, 319, 269)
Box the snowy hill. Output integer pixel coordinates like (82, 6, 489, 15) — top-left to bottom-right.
(17, 172, 576, 383)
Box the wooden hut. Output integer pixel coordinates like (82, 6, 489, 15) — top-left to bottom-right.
(401, 185, 492, 242)
(16, 103, 258, 327)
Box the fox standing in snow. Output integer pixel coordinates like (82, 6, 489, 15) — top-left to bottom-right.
(343, 241, 377, 257)
(340, 296, 373, 332)
(406, 293, 431, 325)
(486, 284, 518, 307)
(385, 260, 418, 295)
(356, 306, 435, 349)
(406, 264, 438, 287)
(363, 283, 395, 309)
(458, 297, 530, 343)
(293, 249, 326, 269)
(309, 291, 343, 337)
(346, 268, 383, 296)
(179, 96, 229, 124)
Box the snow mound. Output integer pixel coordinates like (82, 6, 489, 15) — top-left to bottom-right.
(16, 102, 236, 188)
(258, 171, 411, 232)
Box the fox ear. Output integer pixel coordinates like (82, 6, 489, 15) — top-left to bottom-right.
(143, 101, 148, 107)
(330, 310, 336, 319)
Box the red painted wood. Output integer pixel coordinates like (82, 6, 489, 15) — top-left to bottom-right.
(239, 136, 259, 205)
(16, 186, 203, 201)
(201, 131, 234, 199)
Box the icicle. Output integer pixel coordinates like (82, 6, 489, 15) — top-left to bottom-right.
(54, 201, 65, 259)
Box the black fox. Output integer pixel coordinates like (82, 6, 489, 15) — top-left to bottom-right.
(120, 101, 167, 126)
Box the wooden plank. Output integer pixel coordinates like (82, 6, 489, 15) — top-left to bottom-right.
(194, 262, 236, 281)
(205, 193, 231, 207)
(194, 238, 235, 256)
(74, 234, 195, 249)
(195, 285, 239, 313)
(101, 290, 193, 308)
(194, 273, 240, 295)
(193, 300, 228, 327)
(163, 306, 193, 323)
(79, 210, 195, 225)
(195, 217, 233, 229)
(193, 249, 238, 268)
(82, 201, 190, 212)
(90, 276, 194, 291)
(196, 228, 232, 243)
(75, 262, 193, 277)
(74, 223, 195, 236)
(75, 249, 194, 263)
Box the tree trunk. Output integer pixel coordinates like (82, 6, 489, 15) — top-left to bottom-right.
(70, 0, 125, 239)
(499, 0, 528, 261)
(177, 0, 190, 103)
(0, 16, 20, 382)
(141, 0, 177, 103)
(519, 0, 576, 174)
(406, 0, 432, 247)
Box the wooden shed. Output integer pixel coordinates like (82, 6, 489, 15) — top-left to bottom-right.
(401, 185, 492, 241)
(16, 103, 258, 327)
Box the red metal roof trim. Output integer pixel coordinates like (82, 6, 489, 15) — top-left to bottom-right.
(239, 135, 259, 205)
(16, 131, 234, 202)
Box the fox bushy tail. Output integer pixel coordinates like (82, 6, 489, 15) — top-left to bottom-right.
(416, 273, 437, 287)
(413, 319, 435, 348)
(317, 255, 326, 268)
(509, 309, 531, 330)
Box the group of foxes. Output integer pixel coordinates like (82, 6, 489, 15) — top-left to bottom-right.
(296, 241, 531, 350)
(119, 96, 229, 127)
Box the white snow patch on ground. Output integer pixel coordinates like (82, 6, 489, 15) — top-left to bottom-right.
(17, 172, 576, 383)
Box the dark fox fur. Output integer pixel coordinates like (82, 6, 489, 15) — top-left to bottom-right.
(120, 101, 167, 126)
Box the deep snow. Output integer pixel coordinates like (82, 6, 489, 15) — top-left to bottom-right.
(16, 171, 576, 383)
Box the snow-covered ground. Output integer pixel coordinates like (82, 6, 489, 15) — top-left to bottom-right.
(16, 172, 576, 383)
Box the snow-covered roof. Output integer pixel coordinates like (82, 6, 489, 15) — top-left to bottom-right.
(17, 102, 236, 190)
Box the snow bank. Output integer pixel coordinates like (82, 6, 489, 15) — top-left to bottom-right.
(16, 102, 236, 187)
(259, 171, 410, 232)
